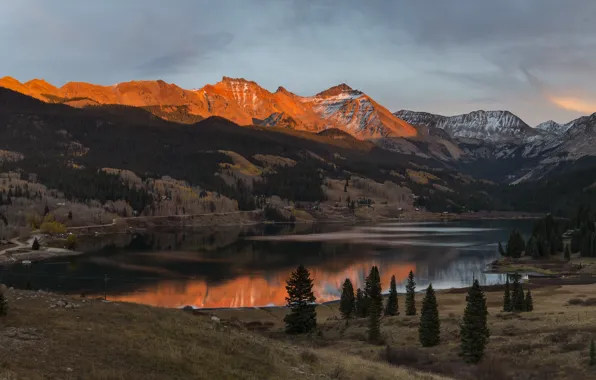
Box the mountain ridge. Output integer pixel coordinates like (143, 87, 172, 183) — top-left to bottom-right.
(0, 76, 417, 140)
(394, 109, 537, 143)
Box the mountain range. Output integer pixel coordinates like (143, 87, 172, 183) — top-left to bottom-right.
(4, 75, 596, 182)
(0, 76, 416, 139)
(2, 75, 596, 216)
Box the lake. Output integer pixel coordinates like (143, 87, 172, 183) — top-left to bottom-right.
(2, 219, 533, 308)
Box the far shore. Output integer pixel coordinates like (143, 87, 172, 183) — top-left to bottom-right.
(0, 210, 542, 266)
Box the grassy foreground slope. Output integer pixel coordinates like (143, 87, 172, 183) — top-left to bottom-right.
(0, 289, 449, 380)
(213, 284, 596, 379)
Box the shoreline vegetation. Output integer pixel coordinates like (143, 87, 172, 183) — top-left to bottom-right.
(488, 209, 596, 286)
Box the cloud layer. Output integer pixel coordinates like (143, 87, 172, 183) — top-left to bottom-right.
(1, 0, 596, 125)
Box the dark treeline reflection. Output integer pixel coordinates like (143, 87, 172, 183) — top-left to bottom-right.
(1, 220, 531, 308)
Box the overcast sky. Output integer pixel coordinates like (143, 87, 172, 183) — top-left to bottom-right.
(2, 0, 596, 125)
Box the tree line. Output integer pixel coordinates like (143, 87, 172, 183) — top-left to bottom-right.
(499, 214, 565, 259)
(284, 265, 494, 364)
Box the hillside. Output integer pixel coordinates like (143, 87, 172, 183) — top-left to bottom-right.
(210, 282, 596, 380)
(0, 87, 503, 224)
(0, 76, 417, 139)
(3, 84, 596, 220)
(0, 288, 450, 380)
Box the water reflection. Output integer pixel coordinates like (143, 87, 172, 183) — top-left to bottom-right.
(2, 220, 530, 308)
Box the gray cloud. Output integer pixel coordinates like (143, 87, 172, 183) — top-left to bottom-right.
(1, 0, 596, 124)
(136, 33, 235, 75)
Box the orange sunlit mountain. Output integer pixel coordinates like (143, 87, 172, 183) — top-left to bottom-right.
(104, 261, 416, 308)
(0, 76, 417, 139)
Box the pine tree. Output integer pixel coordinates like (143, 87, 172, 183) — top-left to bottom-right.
(68, 211, 73, 220)
(512, 274, 525, 312)
(384, 275, 399, 316)
(506, 230, 525, 258)
(526, 236, 539, 258)
(565, 244, 571, 261)
(361, 271, 373, 318)
(43, 204, 50, 216)
(405, 270, 416, 316)
(339, 278, 355, 320)
(503, 276, 512, 312)
(498, 241, 506, 257)
(0, 291, 7, 316)
(31, 238, 40, 251)
(284, 265, 317, 334)
(591, 339, 596, 366)
(525, 289, 533, 312)
(460, 279, 489, 364)
(367, 266, 383, 343)
(355, 288, 366, 318)
(419, 284, 440, 347)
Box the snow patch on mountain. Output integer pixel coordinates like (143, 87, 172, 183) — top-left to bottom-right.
(309, 93, 378, 135)
(535, 120, 564, 135)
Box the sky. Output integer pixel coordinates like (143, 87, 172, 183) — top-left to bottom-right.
(2, 0, 596, 126)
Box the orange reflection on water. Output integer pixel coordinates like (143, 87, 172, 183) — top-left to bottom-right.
(107, 261, 416, 308)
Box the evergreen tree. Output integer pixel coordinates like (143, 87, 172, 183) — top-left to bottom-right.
(384, 275, 399, 316)
(506, 230, 525, 258)
(405, 270, 416, 316)
(43, 204, 50, 216)
(526, 236, 539, 258)
(498, 241, 506, 257)
(525, 289, 533, 312)
(511, 274, 525, 312)
(355, 288, 366, 318)
(591, 339, 596, 366)
(361, 271, 373, 318)
(419, 284, 440, 347)
(284, 265, 317, 334)
(68, 211, 73, 220)
(339, 278, 355, 320)
(367, 266, 383, 343)
(565, 244, 571, 261)
(0, 291, 7, 316)
(31, 238, 40, 251)
(503, 276, 512, 312)
(460, 279, 489, 364)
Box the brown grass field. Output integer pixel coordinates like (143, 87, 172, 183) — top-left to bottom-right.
(212, 283, 596, 380)
(4, 282, 596, 379)
(0, 289, 448, 380)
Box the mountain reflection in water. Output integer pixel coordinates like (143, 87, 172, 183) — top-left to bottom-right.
(3, 221, 532, 308)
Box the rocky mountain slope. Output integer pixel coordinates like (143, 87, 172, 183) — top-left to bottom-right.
(394, 110, 537, 143)
(0, 76, 416, 139)
(393, 108, 596, 185)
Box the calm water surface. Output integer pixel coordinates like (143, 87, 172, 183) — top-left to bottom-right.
(2, 220, 532, 308)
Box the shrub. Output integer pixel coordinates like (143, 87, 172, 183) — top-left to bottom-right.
(40, 221, 67, 235)
(263, 206, 288, 223)
(300, 350, 318, 364)
(65, 234, 77, 250)
(26, 214, 42, 229)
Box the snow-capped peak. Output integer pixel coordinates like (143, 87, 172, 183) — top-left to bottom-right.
(394, 110, 536, 143)
(535, 120, 564, 135)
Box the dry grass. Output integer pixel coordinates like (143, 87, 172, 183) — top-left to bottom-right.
(0, 289, 450, 380)
(213, 283, 596, 380)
